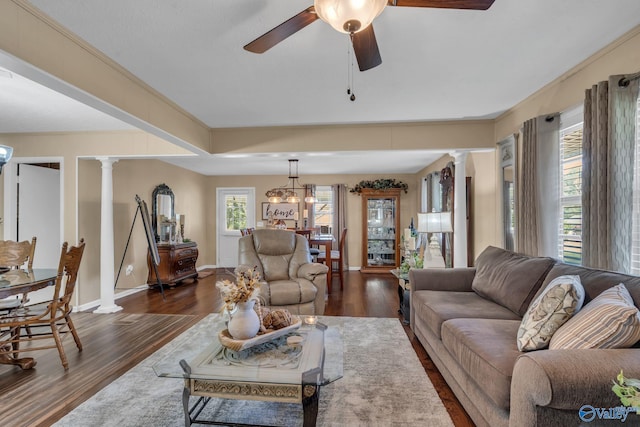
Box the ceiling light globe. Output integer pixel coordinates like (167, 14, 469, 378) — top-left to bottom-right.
(268, 196, 283, 203)
(304, 196, 316, 203)
(314, 0, 387, 34)
(287, 195, 300, 203)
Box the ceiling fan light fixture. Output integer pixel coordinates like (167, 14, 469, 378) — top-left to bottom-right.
(314, 0, 387, 34)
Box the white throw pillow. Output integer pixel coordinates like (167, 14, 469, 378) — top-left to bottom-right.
(549, 283, 640, 350)
(517, 275, 585, 351)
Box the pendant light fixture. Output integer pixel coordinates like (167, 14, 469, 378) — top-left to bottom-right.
(265, 159, 315, 204)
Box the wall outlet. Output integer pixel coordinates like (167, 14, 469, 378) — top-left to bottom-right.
(125, 264, 134, 276)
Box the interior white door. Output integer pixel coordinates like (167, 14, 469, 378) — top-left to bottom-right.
(17, 163, 61, 303)
(217, 188, 255, 268)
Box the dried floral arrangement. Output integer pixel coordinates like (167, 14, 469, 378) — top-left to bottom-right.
(350, 178, 409, 194)
(216, 265, 262, 311)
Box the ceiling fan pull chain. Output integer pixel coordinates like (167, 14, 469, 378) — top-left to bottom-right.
(347, 36, 356, 102)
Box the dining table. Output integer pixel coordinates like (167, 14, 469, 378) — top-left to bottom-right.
(0, 268, 59, 369)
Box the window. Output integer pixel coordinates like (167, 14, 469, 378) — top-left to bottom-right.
(558, 121, 583, 265)
(225, 194, 248, 231)
(313, 186, 333, 232)
(631, 95, 640, 275)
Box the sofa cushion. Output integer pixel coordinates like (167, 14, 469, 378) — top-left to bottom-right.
(441, 318, 522, 410)
(517, 275, 585, 351)
(550, 284, 640, 349)
(471, 246, 556, 316)
(261, 278, 317, 307)
(538, 263, 640, 307)
(413, 290, 521, 339)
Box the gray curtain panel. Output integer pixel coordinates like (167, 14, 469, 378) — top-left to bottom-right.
(305, 184, 316, 229)
(582, 76, 640, 272)
(331, 183, 349, 270)
(516, 115, 559, 257)
(516, 119, 539, 256)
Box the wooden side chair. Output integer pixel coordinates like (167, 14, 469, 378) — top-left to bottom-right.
(240, 228, 255, 236)
(0, 237, 36, 269)
(0, 237, 37, 311)
(317, 228, 347, 290)
(0, 239, 85, 370)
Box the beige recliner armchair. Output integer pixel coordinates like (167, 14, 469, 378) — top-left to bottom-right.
(238, 229, 328, 315)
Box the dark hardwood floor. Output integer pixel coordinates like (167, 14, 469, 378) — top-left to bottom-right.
(0, 268, 474, 426)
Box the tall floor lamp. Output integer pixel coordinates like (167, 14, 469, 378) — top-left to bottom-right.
(417, 212, 453, 269)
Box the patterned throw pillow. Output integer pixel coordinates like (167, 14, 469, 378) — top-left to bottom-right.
(517, 275, 585, 351)
(549, 283, 640, 350)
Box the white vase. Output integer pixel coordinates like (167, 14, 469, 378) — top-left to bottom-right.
(227, 299, 260, 340)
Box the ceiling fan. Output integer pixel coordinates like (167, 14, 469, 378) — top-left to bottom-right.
(244, 0, 495, 72)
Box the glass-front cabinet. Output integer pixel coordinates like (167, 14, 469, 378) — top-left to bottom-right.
(361, 188, 401, 273)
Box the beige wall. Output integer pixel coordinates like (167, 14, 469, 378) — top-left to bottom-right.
(0, 132, 194, 306)
(1, 14, 639, 307)
(495, 25, 640, 139)
(416, 152, 499, 262)
(1, 130, 192, 245)
(210, 120, 495, 154)
(209, 174, 419, 269)
(77, 159, 209, 304)
(0, 1, 211, 153)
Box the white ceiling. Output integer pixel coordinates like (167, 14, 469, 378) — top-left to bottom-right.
(0, 66, 136, 133)
(2, 0, 640, 174)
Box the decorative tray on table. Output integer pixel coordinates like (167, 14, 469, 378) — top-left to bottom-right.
(218, 315, 302, 351)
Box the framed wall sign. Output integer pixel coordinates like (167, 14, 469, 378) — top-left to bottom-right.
(262, 202, 298, 220)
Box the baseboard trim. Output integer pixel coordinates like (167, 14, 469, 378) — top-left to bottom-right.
(75, 265, 218, 312)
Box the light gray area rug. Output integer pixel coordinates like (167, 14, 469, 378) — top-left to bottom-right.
(54, 315, 453, 427)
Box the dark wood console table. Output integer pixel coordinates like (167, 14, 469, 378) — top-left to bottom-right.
(147, 242, 198, 287)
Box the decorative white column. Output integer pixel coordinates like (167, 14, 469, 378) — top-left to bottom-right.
(451, 151, 468, 268)
(94, 157, 122, 314)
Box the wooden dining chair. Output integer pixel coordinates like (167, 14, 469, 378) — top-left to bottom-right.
(317, 228, 347, 290)
(240, 228, 255, 236)
(0, 239, 85, 370)
(0, 237, 37, 269)
(0, 237, 37, 311)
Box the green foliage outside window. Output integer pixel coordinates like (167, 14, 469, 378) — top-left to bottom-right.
(225, 196, 247, 231)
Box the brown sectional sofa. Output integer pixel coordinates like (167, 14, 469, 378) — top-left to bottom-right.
(409, 246, 640, 427)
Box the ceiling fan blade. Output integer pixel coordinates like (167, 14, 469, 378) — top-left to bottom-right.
(244, 6, 318, 53)
(388, 0, 495, 10)
(351, 25, 382, 72)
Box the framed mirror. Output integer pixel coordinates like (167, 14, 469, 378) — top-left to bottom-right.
(152, 183, 175, 242)
(498, 136, 516, 251)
